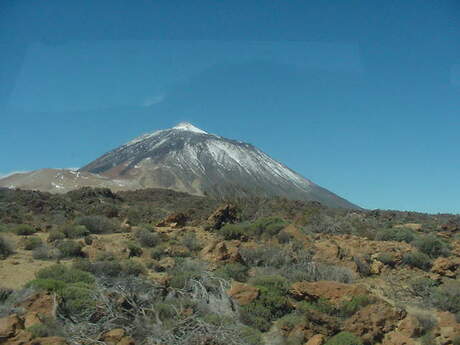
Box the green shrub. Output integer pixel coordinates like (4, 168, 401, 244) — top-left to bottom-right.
(402, 251, 432, 270)
(241, 275, 292, 331)
(23, 236, 43, 250)
(60, 284, 95, 316)
(26, 318, 62, 338)
(61, 224, 89, 239)
(453, 336, 460, 345)
(121, 260, 146, 276)
(35, 264, 95, 285)
(151, 244, 168, 260)
(376, 253, 397, 267)
(375, 227, 416, 243)
(0, 235, 14, 259)
(126, 241, 143, 257)
(220, 223, 249, 240)
(181, 232, 202, 251)
(48, 230, 66, 242)
(28, 278, 67, 292)
(14, 224, 36, 236)
(248, 217, 288, 238)
(75, 215, 116, 234)
(339, 295, 372, 317)
(324, 332, 363, 345)
(56, 240, 84, 258)
(32, 245, 59, 260)
(215, 263, 249, 282)
(277, 312, 305, 330)
(135, 229, 160, 248)
(412, 234, 450, 258)
(431, 280, 460, 314)
(277, 230, 293, 244)
(73, 258, 123, 277)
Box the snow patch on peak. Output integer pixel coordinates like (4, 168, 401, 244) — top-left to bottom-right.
(173, 122, 208, 134)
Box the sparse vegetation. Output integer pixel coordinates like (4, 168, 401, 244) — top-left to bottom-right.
(0, 235, 14, 259)
(324, 332, 363, 345)
(402, 251, 432, 270)
(75, 215, 117, 234)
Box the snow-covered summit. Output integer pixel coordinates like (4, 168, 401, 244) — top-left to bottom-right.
(79, 122, 357, 208)
(172, 122, 208, 134)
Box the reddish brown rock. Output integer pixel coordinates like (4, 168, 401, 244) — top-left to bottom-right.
(305, 334, 326, 345)
(27, 336, 68, 345)
(0, 314, 23, 339)
(200, 240, 242, 263)
(289, 281, 368, 305)
(343, 303, 405, 344)
(382, 331, 416, 345)
(100, 328, 126, 345)
(398, 315, 422, 338)
(18, 293, 56, 318)
(227, 282, 259, 306)
(432, 311, 460, 345)
(207, 204, 239, 229)
(157, 213, 188, 228)
(431, 257, 459, 278)
(117, 336, 136, 345)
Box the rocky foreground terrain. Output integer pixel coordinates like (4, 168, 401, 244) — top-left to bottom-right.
(0, 187, 459, 345)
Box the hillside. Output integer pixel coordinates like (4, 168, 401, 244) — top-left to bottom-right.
(0, 187, 459, 345)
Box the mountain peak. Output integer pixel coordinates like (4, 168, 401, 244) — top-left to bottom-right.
(172, 122, 208, 134)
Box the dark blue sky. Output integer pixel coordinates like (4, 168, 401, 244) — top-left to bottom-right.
(1, 1, 459, 213)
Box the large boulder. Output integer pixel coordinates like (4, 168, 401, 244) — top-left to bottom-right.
(305, 334, 326, 345)
(200, 240, 243, 263)
(343, 302, 406, 344)
(289, 281, 368, 305)
(227, 282, 259, 306)
(431, 257, 459, 278)
(207, 204, 239, 230)
(157, 212, 188, 228)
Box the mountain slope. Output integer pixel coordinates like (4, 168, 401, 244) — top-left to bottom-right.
(79, 122, 357, 208)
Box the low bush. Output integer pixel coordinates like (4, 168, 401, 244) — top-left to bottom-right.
(126, 241, 143, 257)
(75, 215, 117, 234)
(14, 224, 36, 236)
(56, 240, 84, 258)
(0, 235, 14, 259)
(412, 234, 450, 258)
(277, 230, 293, 244)
(150, 244, 168, 260)
(121, 260, 146, 276)
(23, 236, 43, 250)
(220, 223, 249, 240)
(338, 295, 373, 317)
(402, 251, 432, 270)
(26, 317, 62, 339)
(181, 232, 202, 251)
(324, 332, 363, 345)
(61, 224, 89, 239)
(135, 229, 160, 248)
(34, 264, 95, 285)
(48, 231, 66, 242)
(215, 263, 249, 282)
(28, 265, 96, 318)
(240, 275, 292, 331)
(32, 245, 60, 260)
(376, 253, 397, 267)
(431, 280, 460, 314)
(375, 227, 416, 243)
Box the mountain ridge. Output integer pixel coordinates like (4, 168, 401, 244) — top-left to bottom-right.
(1, 122, 358, 209)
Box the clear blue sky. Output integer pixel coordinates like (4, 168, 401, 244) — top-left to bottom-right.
(1, 1, 459, 213)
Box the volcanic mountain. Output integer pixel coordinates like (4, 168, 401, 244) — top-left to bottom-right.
(1, 122, 358, 208)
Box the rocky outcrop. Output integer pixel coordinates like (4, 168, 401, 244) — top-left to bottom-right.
(305, 334, 326, 345)
(227, 282, 259, 306)
(289, 281, 368, 305)
(200, 240, 242, 263)
(343, 302, 405, 344)
(157, 213, 188, 228)
(431, 257, 459, 278)
(207, 204, 239, 230)
(100, 328, 135, 345)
